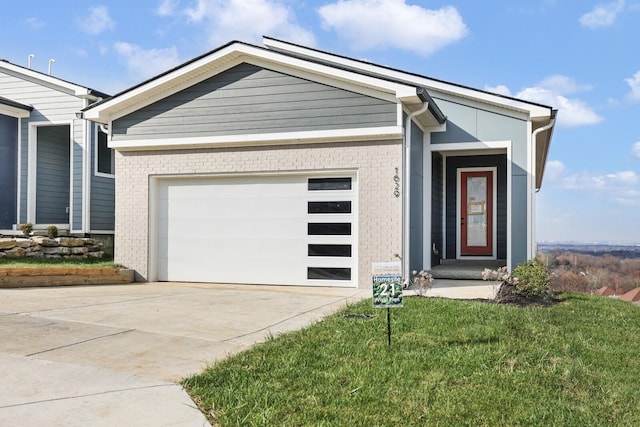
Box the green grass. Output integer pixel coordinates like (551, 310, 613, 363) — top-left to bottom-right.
(184, 294, 640, 426)
(0, 256, 120, 269)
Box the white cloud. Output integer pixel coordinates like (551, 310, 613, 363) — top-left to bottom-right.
(156, 0, 180, 16)
(536, 75, 593, 94)
(76, 5, 115, 35)
(579, 0, 625, 28)
(486, 75, 602, 127)
(318, 0, 468, 56)
(553, 168, 640, 206)
(632, 141, 640, 160)
(544, 160, 565, 182)
(182, 0, 315, 47)
(542, 159, 640, 207)
(484, 84, 512, 97)
(113, 42, 181, 80)
(625, 71, 640, 102)
(23, 17, 44, 30)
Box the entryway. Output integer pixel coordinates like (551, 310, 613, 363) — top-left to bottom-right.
(440, 154, 507, 262)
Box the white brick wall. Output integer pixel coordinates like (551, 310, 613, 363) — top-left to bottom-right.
(115, 140, 402, 288)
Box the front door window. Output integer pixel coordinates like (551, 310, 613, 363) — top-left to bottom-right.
(460, 170, 493, 256)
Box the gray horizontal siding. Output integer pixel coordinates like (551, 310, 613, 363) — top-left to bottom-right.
(431, 152, 444, 266)
(1, 69, 88, 226)
(72, 140, 83, 229)
(90, 122, 115, 231)
(112, 63, 397, 141)
(90, 177, 115, 231)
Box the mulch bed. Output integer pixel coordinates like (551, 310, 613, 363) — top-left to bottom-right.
(493, 282, 559, 307)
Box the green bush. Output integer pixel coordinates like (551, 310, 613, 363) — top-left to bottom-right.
(46, 225, 59, 238)
(512, 259, 550, 298)
(19, 222, 33, 235)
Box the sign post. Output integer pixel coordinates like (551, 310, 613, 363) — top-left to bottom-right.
(372, 262, 403, 345)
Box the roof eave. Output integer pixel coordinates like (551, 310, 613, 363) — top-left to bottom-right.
(536, 109, 558, 190)
(0, 96, 33, 118)
(0, 59, 108, 100)
(83, 41, 445, 126)
(263, 36, 553, 118)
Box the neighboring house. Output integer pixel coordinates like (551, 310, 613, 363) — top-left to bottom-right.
(0, 59, 114, 237)
(82, 37, 556, 288)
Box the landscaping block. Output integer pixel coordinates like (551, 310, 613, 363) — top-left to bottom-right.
(0, 238, 16, 250)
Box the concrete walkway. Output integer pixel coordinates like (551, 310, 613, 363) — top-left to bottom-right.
(0, 283, 369, 426)
(406, 279, 500, 300)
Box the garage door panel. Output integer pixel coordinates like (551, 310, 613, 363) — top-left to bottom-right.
(156, 173, 357, 287)
(163, 255, 308, 284)
(165, 237, 306, 259)
(166, 197, 307, 219)
(161, 219, 307, 240)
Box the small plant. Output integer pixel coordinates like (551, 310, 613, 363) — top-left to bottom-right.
(412, 270, 434, 296)
(19, 222, 33, 236)
(511, 259, 550, 298)
(482, 265, 512, 282)
(46, 225, 59, 238)
(484, 260, 551, 301)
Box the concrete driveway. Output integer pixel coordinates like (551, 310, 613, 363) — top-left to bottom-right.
(0, 283, 369, 426)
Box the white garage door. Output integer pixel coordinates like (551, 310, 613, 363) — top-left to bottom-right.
(155, 173, 357, 287)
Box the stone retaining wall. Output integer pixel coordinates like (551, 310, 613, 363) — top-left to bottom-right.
(0, 236, 104, 259)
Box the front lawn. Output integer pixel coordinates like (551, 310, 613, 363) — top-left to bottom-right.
(184, 294, 640, 426)
(0, 257, 120, 269)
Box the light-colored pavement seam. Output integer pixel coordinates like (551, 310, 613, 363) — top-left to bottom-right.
(25, 328, 136, 357)
(0, 383, 176, 409)
(8, 291, 201, 316)
(222, 296, 357, 343)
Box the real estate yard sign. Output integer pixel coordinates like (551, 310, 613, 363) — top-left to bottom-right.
(372, 261, 403, 308)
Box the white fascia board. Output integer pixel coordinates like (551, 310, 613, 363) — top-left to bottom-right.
(85, 42, 420, 123)
(0, 105, 31, 118)
(0, 61, 92, 97)
(263, 38, 552, 120)
(108, 126, 403, 151)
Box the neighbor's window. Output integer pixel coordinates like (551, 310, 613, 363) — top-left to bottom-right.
(96, 129, 114, 175)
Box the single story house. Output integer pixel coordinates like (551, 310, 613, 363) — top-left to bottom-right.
(82, 37, 556, 288)
(0, 59, 114, 237)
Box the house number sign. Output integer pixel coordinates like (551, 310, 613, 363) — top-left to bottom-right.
(372, 261, 403, 308)
(393, 167, 400, 198)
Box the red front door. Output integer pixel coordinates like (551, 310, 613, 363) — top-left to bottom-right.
(460, 170, 493, 256)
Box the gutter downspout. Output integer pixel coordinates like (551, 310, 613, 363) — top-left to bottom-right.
(529, 114, 556, 259)
(531, 116, 556, 193)
(403, 100, 429, 286)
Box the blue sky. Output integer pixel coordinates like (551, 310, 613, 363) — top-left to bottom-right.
(2, 0, 639, 243)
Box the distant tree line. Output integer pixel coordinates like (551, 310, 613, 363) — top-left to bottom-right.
(539, 252, 640, 294)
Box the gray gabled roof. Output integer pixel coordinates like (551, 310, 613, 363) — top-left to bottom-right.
(0, 59, 109, 100)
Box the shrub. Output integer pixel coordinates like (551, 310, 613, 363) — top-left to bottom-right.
(412, 270, 434, 296)
(19, 222, 33, 235)
(512, 259, 550, 298)
(46, 225, 59, 238)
